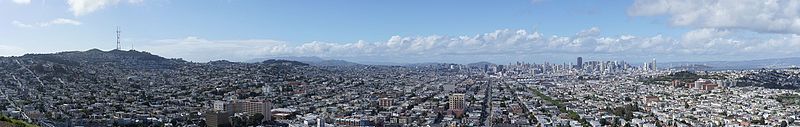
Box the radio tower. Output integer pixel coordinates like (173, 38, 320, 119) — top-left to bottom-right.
(116, 26, 121, 50)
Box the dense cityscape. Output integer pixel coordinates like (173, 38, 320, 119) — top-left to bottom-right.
(6, 1, 800, 127)
(0, 49, 798, 127)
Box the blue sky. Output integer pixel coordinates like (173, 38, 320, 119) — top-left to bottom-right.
(2, 0, 800, 64)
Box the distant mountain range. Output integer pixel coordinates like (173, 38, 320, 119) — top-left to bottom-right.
(13, 49, 800, 70)
(248, 56, 362, 66)
(248, 56, 500, 67)
(467, 61, 496, 68)
(259, 56, 800, 71)
(12, 49, 319, 70)
(663, 57, 800, 70)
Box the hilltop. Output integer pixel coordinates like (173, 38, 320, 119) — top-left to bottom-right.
(19, 49, 185, 69)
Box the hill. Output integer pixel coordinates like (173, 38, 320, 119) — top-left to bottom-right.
(663, 57, 800, 70)
(260, 59, 310, 66)
(250, 56, 361, 66)
(20, 49, 185, 69)
(467, 61, 496, 68)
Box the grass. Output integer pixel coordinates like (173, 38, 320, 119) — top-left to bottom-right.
(773, 93, 800, 105)
(651, 71, 722, 82)
(0, 114, 38, 127)
(531, 88, 590, 127)
(641, 71, 725, 86)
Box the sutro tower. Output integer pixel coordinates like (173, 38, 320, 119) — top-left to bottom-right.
(116, 26, 121, 50)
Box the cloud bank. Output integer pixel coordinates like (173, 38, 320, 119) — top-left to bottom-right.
(67, 0, 141, 16)
(629, 0, 800, 34)
(137, 27, 800, 62)
(0, 45, 25, 56)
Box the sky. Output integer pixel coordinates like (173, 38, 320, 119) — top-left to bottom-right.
(2, 0, 800, 64)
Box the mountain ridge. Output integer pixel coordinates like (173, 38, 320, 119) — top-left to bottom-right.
(249, 56, 362, 66)
(662, 57, 800, 70)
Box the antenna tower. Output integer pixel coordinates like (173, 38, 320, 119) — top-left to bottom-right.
(116, 26, 121, 50)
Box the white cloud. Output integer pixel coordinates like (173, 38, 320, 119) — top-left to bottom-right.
(740, 34, 800, 54)
(139, 37, 291, 62)
(629, 0, 800, 34)
(11, 20, 34, 28)
(576, 27, 601, 37)
(38, 18, 82, 27)
(127, 0, 142, 4)
(12, 0, 31, 4)
(67, 0, 120, 16)
(11, 18, 82, 28)
(682, 28, 730, 45)
(69, 23, 800, 64)
(0, 45, 26, 56)
(65, 0, 142, 16)
(136, 27, 800, 62)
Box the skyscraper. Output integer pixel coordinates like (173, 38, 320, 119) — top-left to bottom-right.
(576, 57, 583, 69)
(651, 59, 657, 70)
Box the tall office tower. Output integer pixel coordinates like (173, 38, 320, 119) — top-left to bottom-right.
(449, 93, 465, 116)
(651, 59, 657, 70)
(577, 57, 583, 69)
(498, 65, 505, 72)
(621, 61, 629, 70)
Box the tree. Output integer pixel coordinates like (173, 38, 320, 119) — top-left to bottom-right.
(230, 116, 244, 127)
(250, 113, 265, 126)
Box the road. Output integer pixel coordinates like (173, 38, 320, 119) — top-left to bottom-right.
(5, 75, 31, 122)
(481, 78, 493, 126)
(13, 60, 55, 127)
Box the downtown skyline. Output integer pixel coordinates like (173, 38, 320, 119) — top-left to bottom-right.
(3, 0, 800, 64)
